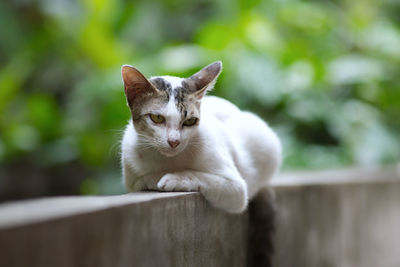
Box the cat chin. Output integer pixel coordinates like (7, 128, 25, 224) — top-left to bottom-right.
(157, 147, 183, 157)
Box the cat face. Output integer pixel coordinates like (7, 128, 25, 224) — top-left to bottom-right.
(132, 76, 202, 157)
(122, 62, 222, 157)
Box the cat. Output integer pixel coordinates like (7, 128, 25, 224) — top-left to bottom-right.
(120, 61, 281, 214)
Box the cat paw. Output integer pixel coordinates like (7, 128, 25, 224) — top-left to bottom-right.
(157, 173, 200, 192)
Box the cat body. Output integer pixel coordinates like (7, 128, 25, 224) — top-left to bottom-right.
(121, 62, 281, 213)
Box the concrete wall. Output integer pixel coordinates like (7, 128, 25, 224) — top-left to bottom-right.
(0, 166, 399, 267)
(0, 193, 248, 267)
(273, 166, 400, 267)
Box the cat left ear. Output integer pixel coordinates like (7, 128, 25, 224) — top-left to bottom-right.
(121, 65, 157, 107)
(186, 61, 222, 98)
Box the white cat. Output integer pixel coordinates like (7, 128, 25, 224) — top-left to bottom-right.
(121, 61, 281, 213)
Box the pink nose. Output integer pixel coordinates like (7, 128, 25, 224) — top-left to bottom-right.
(168, 139, 180, 148)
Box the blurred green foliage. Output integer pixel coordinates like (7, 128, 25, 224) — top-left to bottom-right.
(1, 0, 400, 195)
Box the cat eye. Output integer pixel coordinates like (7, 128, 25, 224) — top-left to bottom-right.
(183, 117, 198, 127)
(149, 114, 165, 124)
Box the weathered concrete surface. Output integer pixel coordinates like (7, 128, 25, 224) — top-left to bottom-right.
(0, 166, 400, 267)
(0, 192, 248, 267)
(273, 166, 400, 267)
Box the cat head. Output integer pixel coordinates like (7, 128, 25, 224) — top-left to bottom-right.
(121, 61, 222, 157)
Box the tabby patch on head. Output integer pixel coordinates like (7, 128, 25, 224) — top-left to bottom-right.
(121, 61, 222, 157)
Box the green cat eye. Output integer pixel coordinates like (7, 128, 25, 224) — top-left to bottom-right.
(149, 114, 165, 124)
(183, 117, 198, 127)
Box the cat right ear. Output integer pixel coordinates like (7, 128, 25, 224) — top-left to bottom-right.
(121, 65, 157, 107)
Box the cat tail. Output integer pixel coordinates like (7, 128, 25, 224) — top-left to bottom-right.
(247, 187, 276, 267)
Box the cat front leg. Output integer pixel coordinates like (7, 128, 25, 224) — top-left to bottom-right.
(157, 170, 248, 213)
(123, 165, 165, 192)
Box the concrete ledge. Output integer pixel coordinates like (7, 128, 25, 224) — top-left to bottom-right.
(0, 192, 248, 267)
(1, 166, 400, 267)
(272, 165, 400, 187)
(0, 192, 196, 229)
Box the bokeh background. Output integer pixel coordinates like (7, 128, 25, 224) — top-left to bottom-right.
(1, 0, 399, 201)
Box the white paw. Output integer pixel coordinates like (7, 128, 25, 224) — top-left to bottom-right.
(157, 173, 200, 192)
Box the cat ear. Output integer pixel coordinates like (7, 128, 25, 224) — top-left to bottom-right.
(121, 65, 157, 107)
(186, 61, 222, 98)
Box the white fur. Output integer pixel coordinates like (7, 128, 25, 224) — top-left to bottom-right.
(121, 77, 282, 213)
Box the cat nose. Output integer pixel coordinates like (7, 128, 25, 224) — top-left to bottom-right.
(168, 139, 180, 148)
